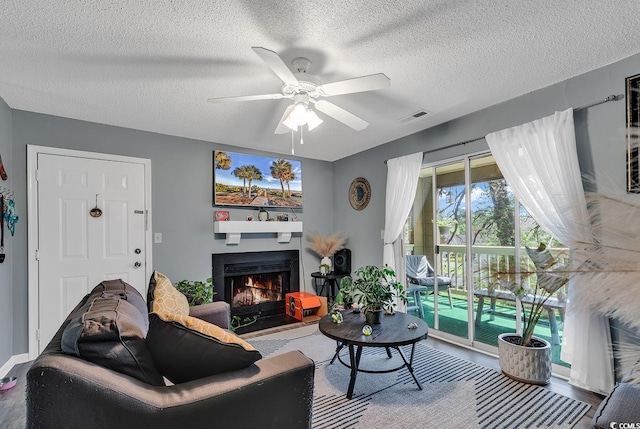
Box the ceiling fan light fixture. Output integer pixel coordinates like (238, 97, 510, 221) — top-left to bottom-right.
(306, 110, 323, 130)
(209, 47, 390, 135)
(290, 103, 308, 123)
(283, 103, 307, 130)
(283, 102, 323, 131)
(283, 116, 299, 131)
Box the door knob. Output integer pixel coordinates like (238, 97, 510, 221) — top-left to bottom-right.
(134, 261, 142, 268)
(135, 248, 142, 254)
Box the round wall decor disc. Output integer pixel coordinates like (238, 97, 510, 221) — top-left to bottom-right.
(349, 177, 371, 211)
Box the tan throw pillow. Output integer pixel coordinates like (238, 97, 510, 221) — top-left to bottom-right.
(147, 271, 189, 316)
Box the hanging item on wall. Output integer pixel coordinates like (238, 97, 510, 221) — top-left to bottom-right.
(0, 195, 5, 263)
(348, 177, 371, 211)
(4, 198, 18, 236)
(0, 153, 7, 180)
(89, 193, 103, 218)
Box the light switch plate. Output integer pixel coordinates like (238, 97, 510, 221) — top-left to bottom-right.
(154, 232, 162, 244)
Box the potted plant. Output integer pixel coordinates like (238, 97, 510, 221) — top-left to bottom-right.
(230, 315, 258, 333)
(437, 216, 457, 236)
(335, 265, 406, 324)
(307, 231, 346, 274)
(175, 277, 215, 306)
(496, 243, 569, 384)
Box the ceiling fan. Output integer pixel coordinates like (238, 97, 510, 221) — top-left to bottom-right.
(207, 47, 390, 134)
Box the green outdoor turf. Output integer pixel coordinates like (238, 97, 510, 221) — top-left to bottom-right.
(408, 291, 568, 366)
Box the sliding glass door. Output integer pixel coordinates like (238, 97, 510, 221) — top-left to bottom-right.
(469, 155, 519, 347)
(406, 153, 569, 370)
(433, 160, 468, 338)
(407, 160, 470, 336)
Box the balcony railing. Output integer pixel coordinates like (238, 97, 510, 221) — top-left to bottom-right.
(436, 244, 569, 294)
(406, 244, 569, 367)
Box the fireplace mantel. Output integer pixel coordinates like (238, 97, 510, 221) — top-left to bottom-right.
(214, 221, 303, 245)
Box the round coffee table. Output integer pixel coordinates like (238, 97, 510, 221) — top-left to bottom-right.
(319, 310, 429, 399)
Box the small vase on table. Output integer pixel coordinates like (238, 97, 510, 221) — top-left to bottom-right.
(320, 256, 332, 275)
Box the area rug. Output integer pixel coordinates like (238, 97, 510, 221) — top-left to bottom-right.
(247, 325, 590, 429)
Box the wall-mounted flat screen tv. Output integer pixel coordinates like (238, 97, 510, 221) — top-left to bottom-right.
(213, 150, 303, 208)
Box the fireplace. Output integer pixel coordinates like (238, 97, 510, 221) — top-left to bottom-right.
(212, 250, 299, 333)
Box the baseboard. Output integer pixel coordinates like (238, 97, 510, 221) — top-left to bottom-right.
(0, 353, 30, 378)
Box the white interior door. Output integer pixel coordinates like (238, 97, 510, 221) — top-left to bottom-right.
(34, 151, 149, 353)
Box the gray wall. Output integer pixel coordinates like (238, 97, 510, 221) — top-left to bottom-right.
(9, 111, 334, 355)
(333, 53, 640, 267)
(0, 96, 12, 364)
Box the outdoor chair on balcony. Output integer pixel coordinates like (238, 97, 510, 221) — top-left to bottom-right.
(405, 255, 454, 318)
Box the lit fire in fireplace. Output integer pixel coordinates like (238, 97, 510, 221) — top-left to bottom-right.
(231, 275, 283, 308)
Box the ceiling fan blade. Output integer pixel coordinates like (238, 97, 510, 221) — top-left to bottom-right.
(274, 105, 295, 134)
(251, 47, 299, 86)
(317, 73, 390, 96)
(207, 93, 285, 102)
(313, 100, 369, 131)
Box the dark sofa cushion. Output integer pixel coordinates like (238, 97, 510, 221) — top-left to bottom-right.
(147, 312, 262, 384)
(90, 278, 149, 325)
(61, 294, 164, 386)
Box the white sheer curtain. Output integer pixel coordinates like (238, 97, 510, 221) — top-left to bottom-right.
(383, 152, 423, 309)
(486, 108, 614, 394)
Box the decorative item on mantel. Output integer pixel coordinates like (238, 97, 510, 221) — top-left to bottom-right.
(258, 207, 268, 221)
(214, 210, 230, 221)
(307, 231, 346, 275)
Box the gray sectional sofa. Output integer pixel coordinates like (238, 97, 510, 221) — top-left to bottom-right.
(590, 366, 640, 429)
(27, 278, 314, 429)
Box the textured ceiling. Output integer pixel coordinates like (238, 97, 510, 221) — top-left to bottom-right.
(1, 1, 640, 161)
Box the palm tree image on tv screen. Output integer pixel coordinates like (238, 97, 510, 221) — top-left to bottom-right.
(214, 150, 303, 208)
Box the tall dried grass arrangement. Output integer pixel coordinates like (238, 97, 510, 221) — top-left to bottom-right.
(306, 232, 345, 258)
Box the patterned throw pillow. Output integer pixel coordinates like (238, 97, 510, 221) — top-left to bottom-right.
(147, 271, 189, 316)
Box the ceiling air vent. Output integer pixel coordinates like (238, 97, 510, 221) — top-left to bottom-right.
(400, 110, 429, 123)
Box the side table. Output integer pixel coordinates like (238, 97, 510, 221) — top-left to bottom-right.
(311, 271, 348, 302)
